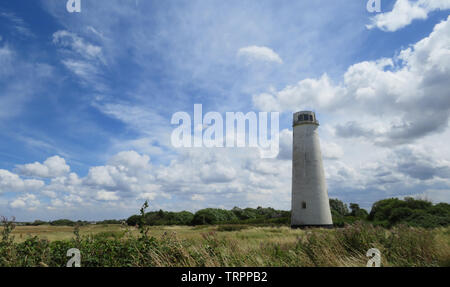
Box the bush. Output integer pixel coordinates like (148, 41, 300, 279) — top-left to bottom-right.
(50, 219, 76, 226)
(330, 199, 349, 217)
(192, 209, 238, 225)
(368, 198, 450, 228)
(126, 215, 141, 226)
(31, 220, 47, 226)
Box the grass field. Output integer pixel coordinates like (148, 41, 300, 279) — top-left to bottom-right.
(2, 223, 450, 267)
(11, 224, 308, 244)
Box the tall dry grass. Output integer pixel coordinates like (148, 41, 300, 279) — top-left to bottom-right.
(1, 219, 449, 267)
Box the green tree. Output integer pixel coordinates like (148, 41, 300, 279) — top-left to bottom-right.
(329, 198, 349, 216)
(192, 208, 238, 225)
(349, 203, 368, 218)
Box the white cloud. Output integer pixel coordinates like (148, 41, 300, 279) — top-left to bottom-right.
(254, 15, 450, 146)
(16, 155, 70, 178)
(4, 3, 450, 220)
(367, 0, 450, 32)
(96, 190, 120, 201)
(253, 74, 344, 112)
(199, 163, 236, 184)
(109, 150, 151, 173)
(138, 192, 158, 201)
(52, 30, 107, 91)
(248, 16, 450, 209)
(53, 30, 104, 61)
(85, 165, 117, 187)
(237, 46, 283, 64)
(2, 139, 449, 219)
(322, 142, 344, 160)
(61, 59, 99, 79)
(0, 169, 44, 193)
(191, 194, 205, 201)
(10, 194, 40, 209)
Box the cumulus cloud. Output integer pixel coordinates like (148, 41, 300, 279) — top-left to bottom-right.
(2, 140, 449, 217)
(0, 170, 44, 193)
(199, 163, 236, 184)
(109, 150, 151, 172)
(367, 0, 450, 32)
(237, 46, 283, 64)
(96, 190, 120, 201)
(3, 12, 450, 218)
(277, 129, 293, 160)
(321, 142, 344, 160)
(138, 191, 158, 201)
(10, 194, 40, 209)
(16, 156, 70, 178)
(1, 145, 293, 215)
(276, 129, 343, 161)
(393, 146, 450, 180)
(191, 194, 206, 201)
(254, 16, 450, 146)
(252, 74, 344, 112)
(247, 17, 450, 209)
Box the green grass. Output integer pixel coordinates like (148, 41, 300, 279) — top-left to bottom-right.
(1, 222, 449, 267)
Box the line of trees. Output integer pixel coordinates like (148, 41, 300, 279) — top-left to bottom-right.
(325, 197, 450, 228)
(126, 207, 290, 226)
(126, 197, 450, 228)
(19, 197, 449, 229)
(22, 219, 124, 227)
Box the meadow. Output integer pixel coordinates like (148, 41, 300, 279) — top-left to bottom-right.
(1, 221, 449, 267)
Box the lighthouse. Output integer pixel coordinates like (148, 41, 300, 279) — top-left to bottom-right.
(291, 111, 333, 228)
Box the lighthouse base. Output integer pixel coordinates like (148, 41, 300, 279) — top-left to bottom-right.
(291, 224, 334, 229)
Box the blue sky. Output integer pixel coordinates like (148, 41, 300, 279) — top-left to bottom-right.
(0, 0, 449, 221)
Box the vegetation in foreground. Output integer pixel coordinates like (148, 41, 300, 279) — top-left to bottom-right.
(1, 201, 449, 267)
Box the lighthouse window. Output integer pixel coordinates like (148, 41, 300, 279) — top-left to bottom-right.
(302, 202, 307, 209)
(309, 115, 313, 121)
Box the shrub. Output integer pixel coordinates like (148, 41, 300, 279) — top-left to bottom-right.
(192, 209, 238, 225)
(50, 219, 76, 226)
(329, 198, 349, 216)
(31, 220, 47, 226)
(368, 198, 450, 228)
(126, 215, 141, 226)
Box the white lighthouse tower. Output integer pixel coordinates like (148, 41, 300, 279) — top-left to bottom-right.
(291, 111, 333, 228)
